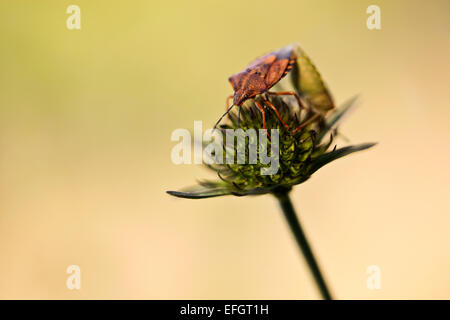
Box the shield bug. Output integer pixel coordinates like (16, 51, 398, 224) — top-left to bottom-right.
(214, 44, 306, 131)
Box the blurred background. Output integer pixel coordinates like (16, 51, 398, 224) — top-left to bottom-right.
(0, 0, 449, 299)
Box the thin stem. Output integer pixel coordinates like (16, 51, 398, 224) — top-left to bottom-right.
(274, 190, 333, 300)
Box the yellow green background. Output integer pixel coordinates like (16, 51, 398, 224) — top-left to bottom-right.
(0, 0, 449, 299)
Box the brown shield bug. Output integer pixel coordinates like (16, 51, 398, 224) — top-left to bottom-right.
(214, 43, 307, 132)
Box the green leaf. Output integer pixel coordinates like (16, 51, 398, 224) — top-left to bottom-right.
(290, 45, 335, 113)
(309, 143, 377, 174)
(317, 95, 359, 143)
(166, 186, 233, 199)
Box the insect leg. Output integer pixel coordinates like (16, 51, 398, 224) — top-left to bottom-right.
(261, 98, 290, 131)
(267, 91, 306, 109)
(291, 113, 321, 135)
(254, 100, 270, 138)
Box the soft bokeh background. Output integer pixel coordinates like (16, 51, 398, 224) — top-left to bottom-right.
(0, 0, 449, 299)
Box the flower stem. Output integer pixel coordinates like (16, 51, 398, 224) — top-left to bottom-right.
(274, 190, 333, 300)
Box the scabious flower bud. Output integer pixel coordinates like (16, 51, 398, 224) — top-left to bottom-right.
(168, 95, 375, 199)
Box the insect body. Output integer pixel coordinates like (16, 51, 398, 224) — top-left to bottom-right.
(214, 44, 306, 132)
(229, 44, 297, 106)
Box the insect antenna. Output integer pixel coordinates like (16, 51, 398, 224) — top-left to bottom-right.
(237, 105, 242, 128)
(213, 104, 235, 130)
